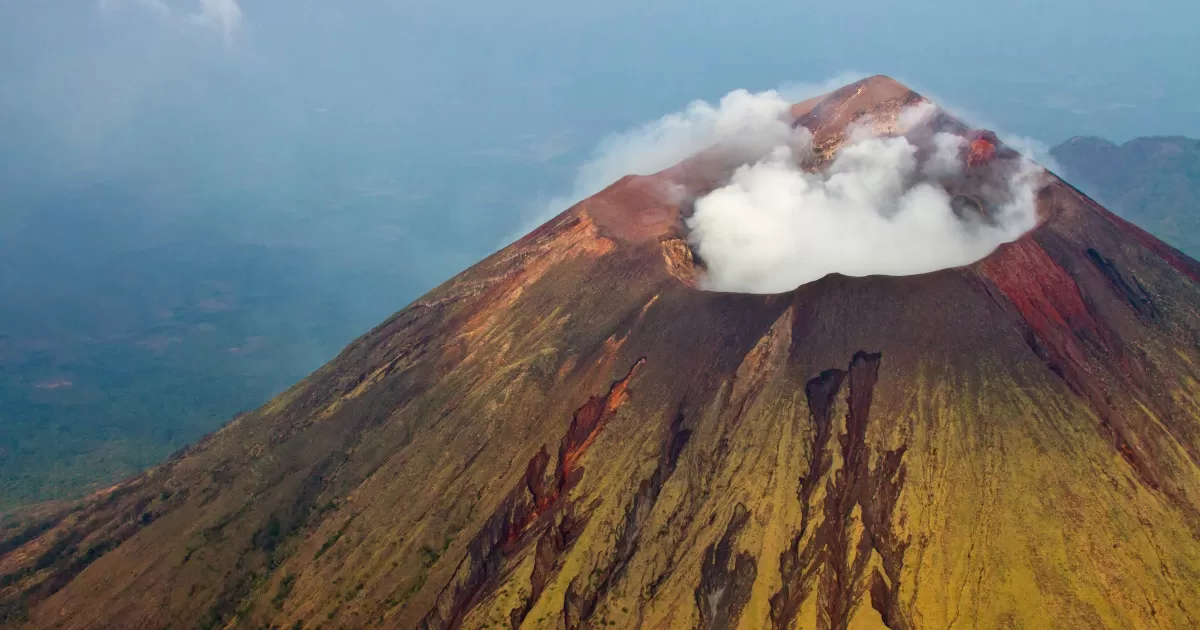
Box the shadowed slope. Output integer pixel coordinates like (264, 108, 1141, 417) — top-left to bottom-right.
(1051, 135, 1200, 258)
(3, 76, 1200, 629)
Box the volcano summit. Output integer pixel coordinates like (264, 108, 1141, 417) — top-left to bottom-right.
(3, 76, 1200, 630)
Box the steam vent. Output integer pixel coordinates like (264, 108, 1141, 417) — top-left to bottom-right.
(4, 76, 1200, 629)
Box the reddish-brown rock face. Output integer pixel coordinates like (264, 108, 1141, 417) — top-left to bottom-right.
(967, 130, 999, 167)
(3, 75, 1200, 630)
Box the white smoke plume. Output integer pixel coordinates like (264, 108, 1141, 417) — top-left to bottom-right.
(887, 80, 1063, 173)
(568, 89, 795, 199)
(687, 124, 1042, 293)
(512, 74, 868, 240)
(529, 80, 1043, 293)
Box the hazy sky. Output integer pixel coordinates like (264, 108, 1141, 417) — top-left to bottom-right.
(2, 0, 1198, 327)
(5, 0, 1198, 503)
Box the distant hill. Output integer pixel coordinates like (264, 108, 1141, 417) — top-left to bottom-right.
(1052, 135, 1200, 257)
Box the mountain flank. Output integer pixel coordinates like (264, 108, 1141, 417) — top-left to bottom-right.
(1052, 135, 1200, 257)
(3, 75, 1200, 630)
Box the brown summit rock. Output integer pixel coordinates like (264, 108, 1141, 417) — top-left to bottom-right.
(3, 76, 1200, 629)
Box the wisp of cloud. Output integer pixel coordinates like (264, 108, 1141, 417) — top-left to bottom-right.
(511, 74, 868, 242)
(100, 0, 243, 46)
(548, 80, 1044, 294)
(190, 0, 243, 46)
(687, 103, 1043, 293)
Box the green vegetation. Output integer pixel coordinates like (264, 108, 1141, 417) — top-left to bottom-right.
(418, 544, 441, 567)
(418, 535, 453, 569)
(314, 515, 357, 560)
(0, 244, 397, 511)
(271, 574, 296, 609)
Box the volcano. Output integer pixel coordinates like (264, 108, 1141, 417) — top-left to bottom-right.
(4, 76, 1200, 630)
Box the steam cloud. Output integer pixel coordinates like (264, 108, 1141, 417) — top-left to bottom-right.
(549, 82, 1044, 294)
(520, 74, 868, 238)
(688, 102, 1042, 293)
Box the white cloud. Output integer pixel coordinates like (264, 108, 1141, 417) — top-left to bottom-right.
(686, 106, 1043, 293)
(886, 78, 1062, 173)
(995, 130, 1061, 173)
(99, 0, 243, 47)
(923, 130, 967, 179)
(552, 89, 796, 213)
(508, 74, 867, 241)
(189, 0, 243, 47)
(512, 77, 1043, 294)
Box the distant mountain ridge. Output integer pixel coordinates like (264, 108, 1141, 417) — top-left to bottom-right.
(1052, 135, 1200, 257)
